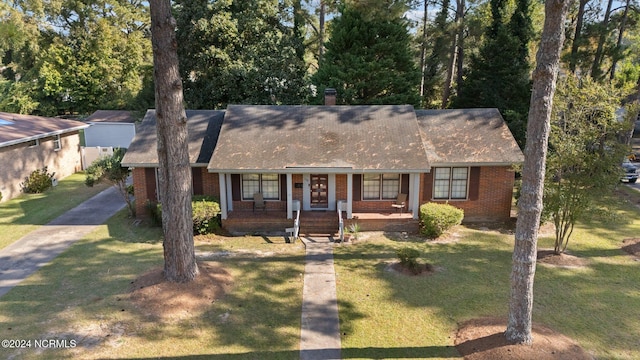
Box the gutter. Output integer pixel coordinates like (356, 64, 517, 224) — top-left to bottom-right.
(0, 124, 89, 148)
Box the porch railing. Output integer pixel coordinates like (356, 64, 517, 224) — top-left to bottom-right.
(337, 200, 347, 241)
(292, 200, 301, 239)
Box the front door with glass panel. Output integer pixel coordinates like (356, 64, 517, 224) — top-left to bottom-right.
(310, 174, 328, 208)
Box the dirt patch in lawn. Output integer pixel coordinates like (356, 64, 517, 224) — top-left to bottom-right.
(455, 317, 592, 360)
(622, 238, 640, 259)
(129, 261, 232, 322)
(537, 249, 590, 268)
(386, 261, 437, 276)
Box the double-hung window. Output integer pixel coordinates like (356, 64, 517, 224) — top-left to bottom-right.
(242, 174, 279, 200)
(363, 173, 400, 200)
(433, 167, 468, 200)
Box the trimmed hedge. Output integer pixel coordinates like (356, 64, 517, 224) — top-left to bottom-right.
(146, 195, 221, 235)
(419, 202, 464, 238)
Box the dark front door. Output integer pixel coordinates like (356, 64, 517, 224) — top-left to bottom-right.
(310, 174, 328, 208)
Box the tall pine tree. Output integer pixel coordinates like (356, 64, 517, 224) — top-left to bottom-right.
(311, 5, 419, 105)
(453, 0, 533, 147)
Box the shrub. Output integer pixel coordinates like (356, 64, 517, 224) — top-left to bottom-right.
(396, 247, 421, 274)
(21, 167, 56, 193)
(146, 196, 221, 235)
(192, 196, 221, 235)
(146, 201, 163, 227)
(419, 202, 464, 238)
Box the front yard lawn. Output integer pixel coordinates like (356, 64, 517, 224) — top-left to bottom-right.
(0, 172, 109, 250)
(0, 186, 638, 359)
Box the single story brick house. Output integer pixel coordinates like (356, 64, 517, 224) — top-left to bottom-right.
(121, 102, 523, 234)
(0, 112, 88, 202)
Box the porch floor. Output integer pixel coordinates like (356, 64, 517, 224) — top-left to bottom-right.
(222, 210, 418, 235)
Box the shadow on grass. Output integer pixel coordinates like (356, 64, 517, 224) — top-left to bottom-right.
(120, 345, 459, 359)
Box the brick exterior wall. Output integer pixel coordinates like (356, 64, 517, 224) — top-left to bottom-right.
(421, 166, 515, 222)
(132, 167, 222, 218)
(131, 168, 515, 225)
(0, 132, 82, 202)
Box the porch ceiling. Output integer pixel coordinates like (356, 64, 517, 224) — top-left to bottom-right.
(207, 105, 431, 173)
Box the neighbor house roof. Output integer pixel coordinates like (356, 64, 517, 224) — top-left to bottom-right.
(416, 108, 524, 166)
(85, 110, 138, 124)
(207, 105, 431, 173)
(121, 110, 225, 167)
(0, 112, 89, 148)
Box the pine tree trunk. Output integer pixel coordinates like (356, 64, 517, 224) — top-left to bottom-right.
(505, 0, 569, 344)
(568, 0, 587, 74)
(149, 0, 199, 283)
(590, 0, 613, 79)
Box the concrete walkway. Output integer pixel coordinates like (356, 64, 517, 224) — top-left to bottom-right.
(0, 186, 126, 298)
(299, 236, 342, 360)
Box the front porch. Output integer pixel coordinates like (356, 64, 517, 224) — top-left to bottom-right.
(222, 209, 418, 236)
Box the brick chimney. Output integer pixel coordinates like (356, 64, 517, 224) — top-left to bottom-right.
(324, 88, 337, 106)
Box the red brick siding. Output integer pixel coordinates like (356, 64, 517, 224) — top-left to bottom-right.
(421, 166, 515, 222)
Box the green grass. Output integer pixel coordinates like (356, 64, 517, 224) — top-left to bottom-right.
(0, 172, 110, 250)
(334, 189, 640, 360)
(1, 186, 639, 359)
(0, 211, 306, 359)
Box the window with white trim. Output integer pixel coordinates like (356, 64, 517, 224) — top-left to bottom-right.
(433, 167, 468, 200)
(242, 174, 279, 200)
(363, 173, 400, 200)
(27, 139, 39, 148)
(53, 135, 61, 151)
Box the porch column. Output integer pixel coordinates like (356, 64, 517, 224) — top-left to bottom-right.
(286, 173, 293, 219)
(225, 174, 233, 212)
(219, 173, 228, 220)
(411, 173, 420, 219)
(347, 173, 353, 219)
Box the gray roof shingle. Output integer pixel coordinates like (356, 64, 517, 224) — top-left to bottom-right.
(207, 105, 430, 172)
(85, 110, 138, 124)
(121, 110, 225, 167)
(416, 108, 524, 166)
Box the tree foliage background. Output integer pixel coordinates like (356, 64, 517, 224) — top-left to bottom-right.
(0, 0, 638, 124)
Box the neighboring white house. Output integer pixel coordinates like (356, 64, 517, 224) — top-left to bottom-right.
(82, 110, 138, 169)
(84, 110, 137, 148)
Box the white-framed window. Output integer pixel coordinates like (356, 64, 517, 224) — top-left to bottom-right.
(27, 139, 39, 148)
(363, 173, 400, 200)
(433, 167, 469, 200)
(242, 173, 279, 200)
(53, 135, 61, 151)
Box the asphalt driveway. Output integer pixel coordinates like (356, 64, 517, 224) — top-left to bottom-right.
(0, 186, 125, 298)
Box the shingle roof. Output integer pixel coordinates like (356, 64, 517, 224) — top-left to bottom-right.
(207, 105, 430, 172)
(85, 110, 138, 124)
(416, 108, 524, 166)
(121, 110, 225, 167)
(0, 112, 89, 148)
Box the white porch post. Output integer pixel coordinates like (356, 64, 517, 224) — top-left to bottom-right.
(286, 173, 293, 219)
(218, 173, 228, 220)
(225, 173, 233, 212)
(411, 173, 421, 219)
(347, 173, 353, 219)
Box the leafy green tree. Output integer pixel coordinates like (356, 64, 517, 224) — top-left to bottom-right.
(454, 0, 533, 148)
(175, 0, 309, 109)
(543, 77, 631, 254)
(312, 5, 420, 105)
(0, 0, 152, 116)
(85, 148, 135, 216)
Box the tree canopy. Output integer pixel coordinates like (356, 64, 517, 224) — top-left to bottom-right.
(311, 4, 420, 105)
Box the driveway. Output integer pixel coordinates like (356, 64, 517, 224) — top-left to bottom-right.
(0, 187, 126, 298)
